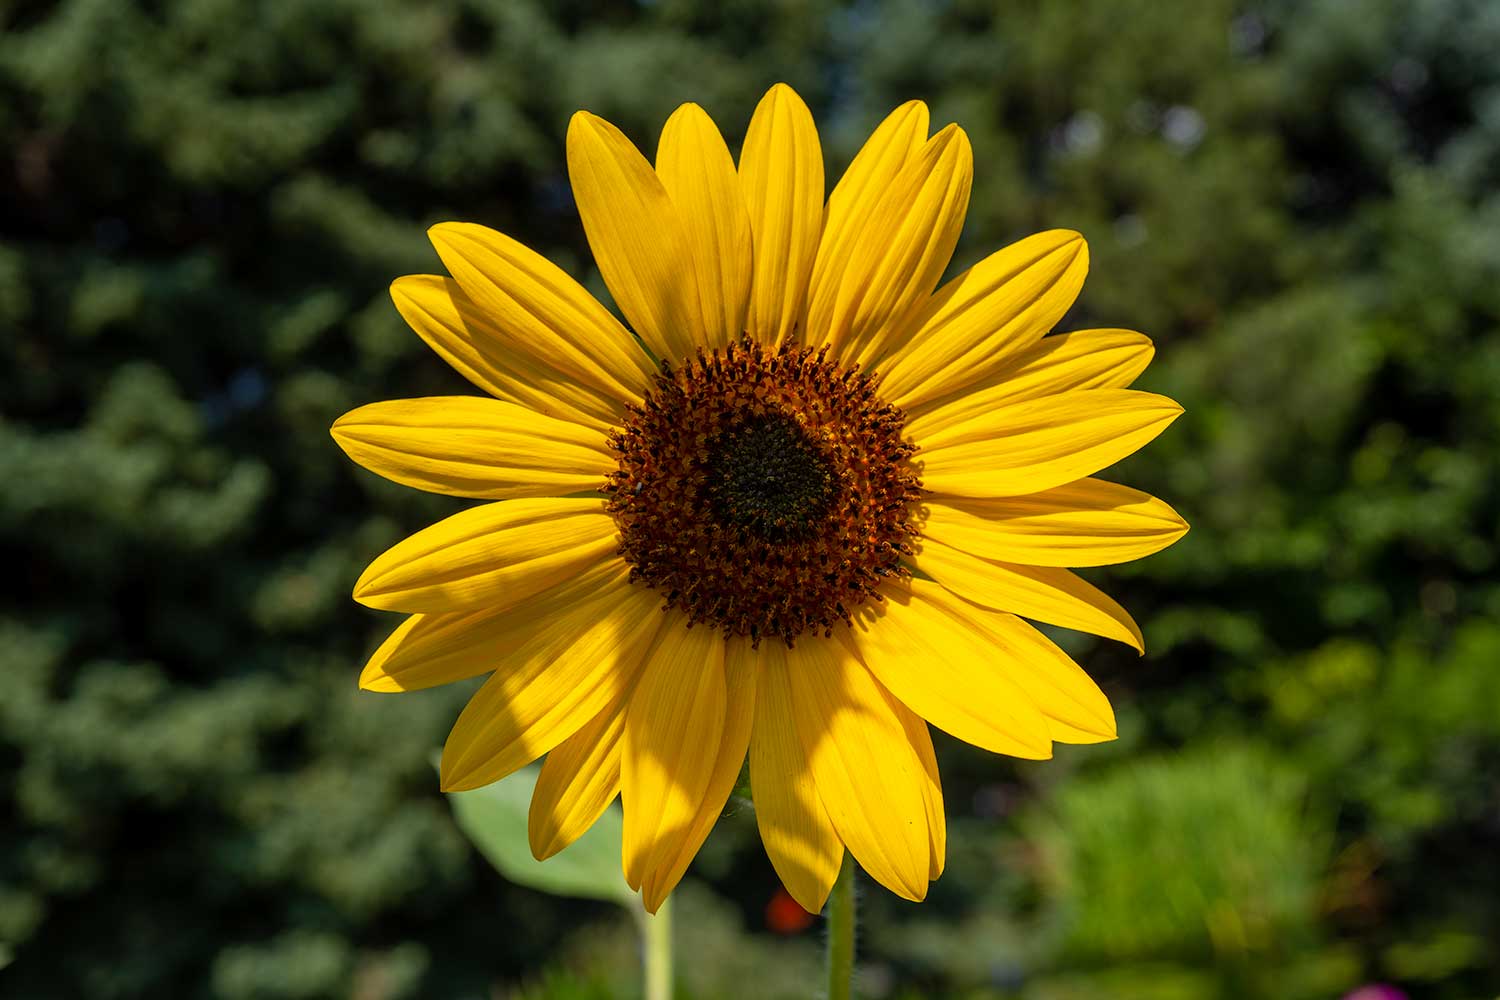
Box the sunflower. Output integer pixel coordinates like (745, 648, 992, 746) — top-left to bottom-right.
(333, 83, 1187, 914)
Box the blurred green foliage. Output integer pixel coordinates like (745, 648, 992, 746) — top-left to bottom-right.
(1036, 746, 1326, 965)
(2, 0, 1497, 997)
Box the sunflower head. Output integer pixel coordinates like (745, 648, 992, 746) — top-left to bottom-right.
(333, 83, 1188, 916)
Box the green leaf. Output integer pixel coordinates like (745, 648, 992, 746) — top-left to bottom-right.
(445, 763, 636, 906)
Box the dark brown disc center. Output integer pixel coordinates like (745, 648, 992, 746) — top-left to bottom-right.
(604, 340, 921, 645)
(706, 412, 835, 542)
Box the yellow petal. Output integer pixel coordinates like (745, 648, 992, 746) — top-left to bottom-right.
(911, 389, 1184, 498)
(423, 225, 657, 405)
(353, 498, 618, 613)
(358, 561, 627, 693)
(639, 636, 757, 912)
(846, 580, 1054, 759)
(439, 581, 663, 791)
(910, 329, 1154, 420)
(804, 99, 929, 351)
(880, 230, 1088, 409)
(921, 589, 1117, 745)
(750, 640, 844, 913)
(621, 620, 727, 900)
(817, 124, 974, 368)
(390, 275, 631, 432)
(360, 615, 438, 692)
(331, 397, 612, 499)
(656, 103, 753, 351)
(923, 478, 1189, 567)
(885, 690, 946, 880)
(567, 111, 701, 364)
(787, 638, 930, 901)
(914, 537, 1144, 652)
(529, 700, 627, 861)
(739, 83, 824, 347)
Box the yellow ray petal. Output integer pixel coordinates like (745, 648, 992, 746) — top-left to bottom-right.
(359, 561, 627, 693)
(818, 124, 974, 368)
(439, 582, 663, 791)
(911, 389, 1183, 498)
(880, 230, 1088, 409)
(529, 699, 627, 861)
(390, 275, 630, 432)
(920, 588, 1117, 745)
(750, 640, 844, 913)
(845, 580, 1053, 759)
(353, 497, 618, 613)
(567, 111, 701, 364)
(804, 100, 929, 351)
(739, 83, 824, 347)
(622, 620, 727, 899)
(656, 103, 753, 351)
(913, 537, 1144, 652)
(787, 638, 930, 901)
(639, 636, 758, 913)
(923, 478, 1189, 567)
(331, 397, 613, 500)
(423, 225, 658, 405)
(910, 329, 1154, 420)
(885, 690, 946, 880)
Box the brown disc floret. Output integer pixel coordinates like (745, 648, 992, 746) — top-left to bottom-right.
(603, 339, 922, 645)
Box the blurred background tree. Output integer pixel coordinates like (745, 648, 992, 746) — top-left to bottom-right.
(2, 0, 1496, 997)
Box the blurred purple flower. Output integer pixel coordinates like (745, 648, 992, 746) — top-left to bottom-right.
(1343, 986, 1408, 1000)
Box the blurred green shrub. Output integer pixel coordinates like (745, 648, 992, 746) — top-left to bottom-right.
(1032, 744, 1324, 963)
(1022, 744, 1354, 999)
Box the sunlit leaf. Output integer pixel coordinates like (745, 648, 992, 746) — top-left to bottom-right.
(445, 762, 635, 906)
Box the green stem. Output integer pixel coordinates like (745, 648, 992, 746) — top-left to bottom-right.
(642, 895, 673, 1000)
(826, 856, 856, 1000)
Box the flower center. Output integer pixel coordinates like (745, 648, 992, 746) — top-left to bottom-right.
(604, 340, 922, 645)
(706, 412, 834, 542)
